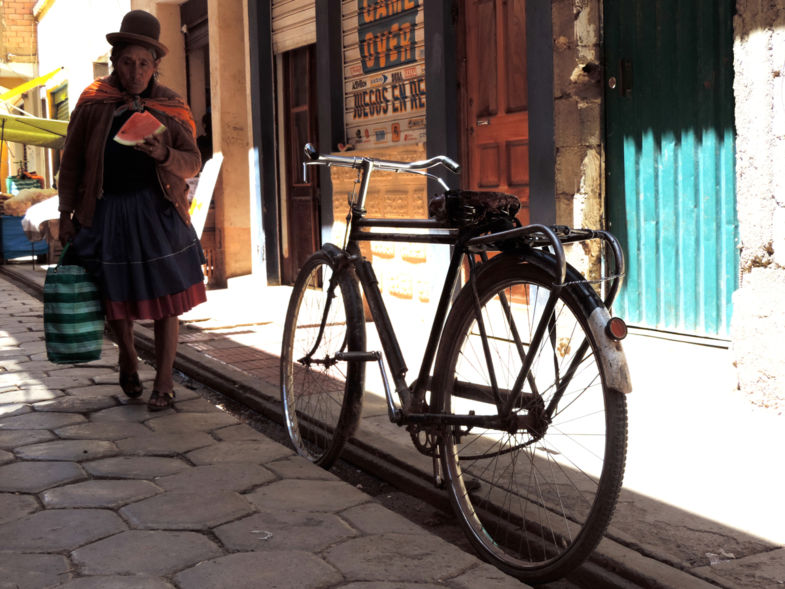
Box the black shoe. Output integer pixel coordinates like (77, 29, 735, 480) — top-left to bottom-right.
(119, 371, 143, 399)
(147, 390, 175, 411)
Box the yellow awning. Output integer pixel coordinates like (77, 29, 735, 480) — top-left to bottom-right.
(0, 67, 63, 102)
(0, 112, 68, 149)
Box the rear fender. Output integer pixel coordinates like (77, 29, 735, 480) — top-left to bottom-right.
(587, 306, 632, 394)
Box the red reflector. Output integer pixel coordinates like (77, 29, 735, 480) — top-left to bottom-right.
(606, 317, 628, 341)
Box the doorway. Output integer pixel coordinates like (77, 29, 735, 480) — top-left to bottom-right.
(458, 0, 530, 223)
(280, 44, 320, 284)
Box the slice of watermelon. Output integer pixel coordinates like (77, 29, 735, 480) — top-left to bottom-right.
(113, 110, 166, 146)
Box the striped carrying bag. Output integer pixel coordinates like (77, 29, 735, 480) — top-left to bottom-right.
(44, 244, 105, 364)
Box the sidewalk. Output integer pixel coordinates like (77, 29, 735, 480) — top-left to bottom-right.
(2, 263, 784, 588)
(0, 269, 530, 588)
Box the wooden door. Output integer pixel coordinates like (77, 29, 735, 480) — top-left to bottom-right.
(605, 0, 737, 336)
(460, 0, 529, 223)
(282, 45, 320, 284)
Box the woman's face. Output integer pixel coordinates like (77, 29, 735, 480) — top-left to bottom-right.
(114, 45, 159, 95)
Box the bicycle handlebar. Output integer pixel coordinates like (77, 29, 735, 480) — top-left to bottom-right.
(303, 142, 461, 175)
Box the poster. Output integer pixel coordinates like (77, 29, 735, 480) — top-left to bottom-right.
(344, 0, 426, 149)
(358, 0, 418, 74)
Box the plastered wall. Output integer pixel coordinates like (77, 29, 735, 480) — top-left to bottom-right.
(130, 0, 187, 103)
(37, 1, 130, 113)
(731, 1, 785, 412)
(206, 0, 252, 282)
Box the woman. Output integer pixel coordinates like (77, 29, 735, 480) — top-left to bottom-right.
(58, 10, 206, 411)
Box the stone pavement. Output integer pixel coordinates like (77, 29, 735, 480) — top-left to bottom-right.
(0, 273, 531, 588)
(2, 263, 785, 588)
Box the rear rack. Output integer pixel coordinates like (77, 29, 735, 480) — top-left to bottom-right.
(350, 218, 626, 309)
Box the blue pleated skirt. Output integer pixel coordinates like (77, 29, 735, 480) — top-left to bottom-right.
(72, 186, 206, 321)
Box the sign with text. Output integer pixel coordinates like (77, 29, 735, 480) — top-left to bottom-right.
(358, 0, 418, 74)
(344, 0, 425, 149)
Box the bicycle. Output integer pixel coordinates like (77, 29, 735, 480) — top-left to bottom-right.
(280, 143, 632, 583)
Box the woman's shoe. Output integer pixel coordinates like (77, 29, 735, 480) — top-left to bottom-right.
(147, 390, 175, 411)
(119, 371, 143, 398)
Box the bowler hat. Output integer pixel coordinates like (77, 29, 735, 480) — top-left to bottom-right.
(106, 10, 168, 57)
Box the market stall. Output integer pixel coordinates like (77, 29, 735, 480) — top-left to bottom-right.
(0, 112, 67, 262)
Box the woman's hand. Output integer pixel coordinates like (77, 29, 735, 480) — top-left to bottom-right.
(135, 133, 168, 162)
(59, 212, 75, 246)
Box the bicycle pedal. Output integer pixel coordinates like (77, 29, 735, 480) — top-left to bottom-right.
(335, 351, 381, 362)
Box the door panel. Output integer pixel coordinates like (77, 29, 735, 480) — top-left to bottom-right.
(282, 45, 320, 284)
(503, 0, 527, 114)
(605, 0, 737, 337)
(461, 0, 529, 222)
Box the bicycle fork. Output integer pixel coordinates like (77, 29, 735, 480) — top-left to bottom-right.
(337, 247, 412, 423)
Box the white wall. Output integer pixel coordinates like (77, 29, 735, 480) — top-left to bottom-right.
(37, 0, 131, 112)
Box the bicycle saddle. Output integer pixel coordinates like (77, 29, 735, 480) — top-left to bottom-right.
(429, 189, 521, 227)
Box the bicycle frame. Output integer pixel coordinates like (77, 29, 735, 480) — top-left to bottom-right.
(301, 144, 625, 433)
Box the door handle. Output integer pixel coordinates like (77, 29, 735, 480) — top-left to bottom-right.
(476, 119, 490, 126)
(609, 59, 633, 97)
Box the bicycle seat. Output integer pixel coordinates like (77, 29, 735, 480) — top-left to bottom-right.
(429, 189, 521, 227)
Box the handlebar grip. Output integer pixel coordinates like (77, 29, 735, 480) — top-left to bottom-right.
(303, 143, 319, 161)
(443, 157, 461, 174)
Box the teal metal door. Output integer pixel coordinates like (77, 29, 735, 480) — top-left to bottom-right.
(604, 0, 737, 337)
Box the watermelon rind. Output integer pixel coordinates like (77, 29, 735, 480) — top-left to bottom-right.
(114, 111, 166, 146)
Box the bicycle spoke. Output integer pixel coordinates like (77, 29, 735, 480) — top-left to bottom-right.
(281, 249, 365, 468)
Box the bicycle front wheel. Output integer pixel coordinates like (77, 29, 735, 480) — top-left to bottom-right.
(280, 246, 366, 468)
(433, 254, 628, 583)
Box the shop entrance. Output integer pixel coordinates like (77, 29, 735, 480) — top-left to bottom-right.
(459, 0, 530, 223)
(280, 44, 320, 285)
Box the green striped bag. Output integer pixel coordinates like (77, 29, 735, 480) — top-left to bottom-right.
(44, 244, 105, 364)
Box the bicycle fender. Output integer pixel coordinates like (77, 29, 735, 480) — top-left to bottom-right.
(587, 305, 633, 394)
(320, 242, 346, 264)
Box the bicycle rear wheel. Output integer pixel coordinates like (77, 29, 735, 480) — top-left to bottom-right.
(433, 253, 628, 583)
(280, 246, 365, 468)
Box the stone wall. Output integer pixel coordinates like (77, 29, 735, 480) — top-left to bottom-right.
(552, 0, 604, 278)
(731, 1, 785, 412)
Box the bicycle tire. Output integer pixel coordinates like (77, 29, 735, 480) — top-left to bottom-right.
(433, 252, 628, 583)
(280, 246, 366, 468)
